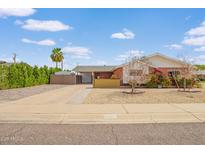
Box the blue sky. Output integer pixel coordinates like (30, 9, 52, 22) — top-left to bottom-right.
(1, 8, 205, 69)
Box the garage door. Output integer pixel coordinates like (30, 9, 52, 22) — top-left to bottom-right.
(82, 73, 92, 83)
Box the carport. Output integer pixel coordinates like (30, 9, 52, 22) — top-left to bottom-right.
(72, 65, 117, 84)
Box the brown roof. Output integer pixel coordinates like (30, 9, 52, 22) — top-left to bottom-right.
(72, 65, 117, 72)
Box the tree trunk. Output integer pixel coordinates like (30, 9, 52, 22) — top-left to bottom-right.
(56, 62, 58, 68)
(172, 74, 179, 90)
(61, 61, 63, 70)
(131, 82, 135, 94)
(183, 78, 186, 91)
(131, 85, 134, 94)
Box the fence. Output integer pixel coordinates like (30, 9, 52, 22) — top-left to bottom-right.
(93, 79, 120, 88)
(50, 74, 82, 85)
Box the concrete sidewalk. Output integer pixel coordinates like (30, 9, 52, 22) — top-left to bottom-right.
(1, 103, 205, 124)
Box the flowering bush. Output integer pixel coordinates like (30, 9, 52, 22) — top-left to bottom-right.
(146, 74, 158, 88)
(162, 76, 172, 87)
(146, 74, 172, 88)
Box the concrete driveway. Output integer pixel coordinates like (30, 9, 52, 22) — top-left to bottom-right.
(1, 84, 91, 105)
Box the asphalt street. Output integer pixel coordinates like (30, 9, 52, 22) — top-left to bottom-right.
(0, 123, 205, 144)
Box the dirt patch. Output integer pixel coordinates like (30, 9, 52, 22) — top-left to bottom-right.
(84, 88, 205, 104)
(0, 84, 66, 103)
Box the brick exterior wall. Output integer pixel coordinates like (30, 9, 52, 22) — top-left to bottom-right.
(113, 67, 123, 85)
(156, 68, 185, 76)
(94, 72, 113, 79)
(113, 67, 123, 79)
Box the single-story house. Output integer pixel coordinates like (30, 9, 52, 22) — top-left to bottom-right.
(72, 53, 189, 85)
(72, 65, 118, 84)
(140, 53, 188, 77)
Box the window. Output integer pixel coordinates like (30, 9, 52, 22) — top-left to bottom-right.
(129, 69, 143, 76)
(168, 71, 180, 77)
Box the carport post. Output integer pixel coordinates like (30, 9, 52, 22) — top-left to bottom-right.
(92, 72, 94, 83)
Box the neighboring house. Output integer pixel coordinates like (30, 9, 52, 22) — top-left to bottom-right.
(193, 70, 205, 80)
(72, 53, 189, 85)
(0, 60, 13, 66)
(0, 60, 7, 64)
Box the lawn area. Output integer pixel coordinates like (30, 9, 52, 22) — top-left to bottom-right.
(84, 88, 205, 104)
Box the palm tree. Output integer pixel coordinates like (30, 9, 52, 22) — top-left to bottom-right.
(50, 48, 64, 69)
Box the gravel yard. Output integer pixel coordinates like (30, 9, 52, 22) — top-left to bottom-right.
(84, 88, 205, 104)
(0, 84, 66, 103)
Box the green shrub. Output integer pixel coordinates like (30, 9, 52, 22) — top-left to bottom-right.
(146, 74, 158, 88)
(195, 64, 205, 70)
(146, 74, 172, 88)
(25, 64, 35, 87)
(162, 76, 172, 88)
(0, 64, 9, 89)
(9, 64, 20, 88)
(177, 77, 201, 88)
(199, 78, 205, 81)
(0, 63, 61, 90)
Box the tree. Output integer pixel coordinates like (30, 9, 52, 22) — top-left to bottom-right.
(13, 53, 17, 64)
(180, 56, 195, 91)
(126, 55, 148, 94)
(0, 62, 61, 90)
(33, 65, 41, 85)
(0, 64, 9, 89)
(8, 64, 19, 88)
(50, 48, 64, 69)
(25, 64, 35, 87)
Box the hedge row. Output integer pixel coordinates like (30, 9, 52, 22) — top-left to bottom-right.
(0, 62, 61, 90)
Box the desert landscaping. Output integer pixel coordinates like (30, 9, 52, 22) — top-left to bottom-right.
(1, 84, 205, 104)
(84, 86, 205, 104)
